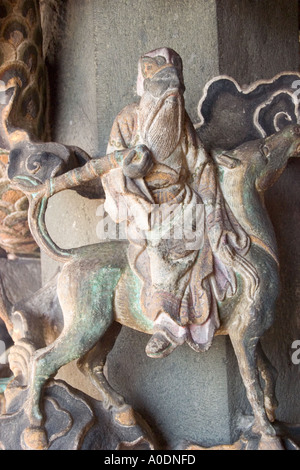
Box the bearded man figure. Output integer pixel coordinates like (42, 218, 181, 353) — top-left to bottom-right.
(102, 47, 257, 358)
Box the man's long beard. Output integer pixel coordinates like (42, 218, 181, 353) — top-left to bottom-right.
(138, 91, 184, 161)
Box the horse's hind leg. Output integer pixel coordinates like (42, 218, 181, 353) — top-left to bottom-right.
(77, 322, 125, 410)
(229, 327, 283, 450)
(23, 310, 113, 450)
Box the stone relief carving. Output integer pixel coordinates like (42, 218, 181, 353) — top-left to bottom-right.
(0, 45, 299, 450)
(0, 0, 48, 256)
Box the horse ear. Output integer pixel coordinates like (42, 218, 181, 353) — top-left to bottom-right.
(211, 149, 240, 169)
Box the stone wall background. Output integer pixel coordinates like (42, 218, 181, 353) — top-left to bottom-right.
(38, 0, 300, 448)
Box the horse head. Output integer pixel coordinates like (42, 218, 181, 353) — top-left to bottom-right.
(213, 124, 300, 194)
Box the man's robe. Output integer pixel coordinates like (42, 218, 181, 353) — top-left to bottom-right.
(102, 103, 251, 350)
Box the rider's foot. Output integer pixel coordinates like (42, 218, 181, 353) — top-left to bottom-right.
(145, 331, 179, 358)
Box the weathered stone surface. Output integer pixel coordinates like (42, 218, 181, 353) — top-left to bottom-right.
(107, 329, 232, 449)
(217, 0, 299, 84)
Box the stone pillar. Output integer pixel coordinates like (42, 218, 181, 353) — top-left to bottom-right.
(42, 0, 300, 448)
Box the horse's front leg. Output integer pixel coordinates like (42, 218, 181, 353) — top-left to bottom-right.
(228, 321, 283, 450)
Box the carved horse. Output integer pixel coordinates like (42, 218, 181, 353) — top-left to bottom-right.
(3, 124, 300, 450)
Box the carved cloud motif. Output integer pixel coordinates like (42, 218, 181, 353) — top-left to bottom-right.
(195, 73, 300, 151)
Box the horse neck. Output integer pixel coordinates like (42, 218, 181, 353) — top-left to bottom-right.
(219, 165, 278, 257)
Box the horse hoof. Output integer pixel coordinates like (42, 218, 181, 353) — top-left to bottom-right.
(22, 426, 48, 450)
(264, 396, 278, 423)
(114, 406, 137, 427)
(258, 435, 285, 450)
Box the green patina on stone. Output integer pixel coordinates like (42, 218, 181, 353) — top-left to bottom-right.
(0, 377, 12, 394)
(125, 268, 154, 332)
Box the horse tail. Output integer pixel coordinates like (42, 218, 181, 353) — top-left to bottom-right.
(28, 192, 74, 263)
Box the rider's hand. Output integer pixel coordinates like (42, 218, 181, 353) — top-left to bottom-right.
(122, 145, 154, 179)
